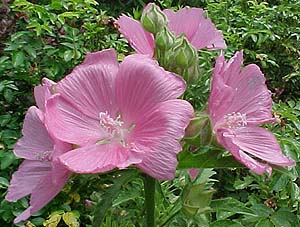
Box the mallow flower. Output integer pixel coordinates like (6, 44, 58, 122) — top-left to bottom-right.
(45, 48, 194, 180)
(116, 3, 226, 57)
(5, 80, 72, 223)
(208, 51, 294, 175)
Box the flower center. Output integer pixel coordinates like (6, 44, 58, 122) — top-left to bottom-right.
(35, 150, 52, 162)
(99, 111, 124, 136)
(98, 111, 134, 147)
(223, 112, 247, 129)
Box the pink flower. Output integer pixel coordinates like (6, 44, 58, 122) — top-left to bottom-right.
(45, 48, 194, 180)
(116, 4, 226, 56)
(208, 51, 294, 175)
(5, 80, 72, 223)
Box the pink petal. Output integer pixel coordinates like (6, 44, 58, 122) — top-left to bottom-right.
(136, 140, 181, 180)
(164, 7, 226, 50)
(59, 143, 143, 174)
(189, 168, 200, 180)
(45, 95, 105, 147)
(34, 78, 56, 111)
(14, 208, 31, 224)
(164, 8, 203, 41)
(14, 106, 54, 160)
(190, 17, 226, 50)
(225, 64, 274, 124)
(56, 49, 119, 120)
(5, 160, 52, 202)
(133, 100, 194, 180)
(116, 15, 155, 56)
(210, 52, 274, 124)
(14, 171, 69, 223)
(208, 55, 234, 125)
(30, 171, 69, 213)
(217, 126, 294, 174)
(219, 51, 244, 84)
(115, 54, 186, 125)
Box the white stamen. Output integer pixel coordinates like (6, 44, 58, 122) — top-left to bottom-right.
(35, 150, 52, 161)
(223, 112, 247, 129)
(98, 111, 135, 148)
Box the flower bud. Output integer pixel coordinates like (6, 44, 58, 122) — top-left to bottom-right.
(155, 27, 175, 51)
(171, 36, 197, 69)
(183, 62, 200, 83)
(182, 183, 214, 216)
(184, 114, 213, 146)
(141, 3, 168, 34)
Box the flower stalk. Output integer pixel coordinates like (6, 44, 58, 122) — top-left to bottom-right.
(143, 174, 156, 227)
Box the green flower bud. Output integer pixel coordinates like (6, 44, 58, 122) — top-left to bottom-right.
(155, 27, 175, 51)
(141, 3, 168, 34)
(171, 36, 197, 69)
(183, 62, 200, 83)
(182, 183, 214, 216)
(184, 113, 213, 146)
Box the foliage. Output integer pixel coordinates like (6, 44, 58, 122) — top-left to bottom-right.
(0, 0, 299, 226)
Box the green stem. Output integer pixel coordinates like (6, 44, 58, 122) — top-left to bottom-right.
(143, 174, 156, 227)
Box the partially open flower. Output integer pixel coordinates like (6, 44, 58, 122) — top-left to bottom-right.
(116, 4, 226, 57)
(208, 51, 294, 175)
(6, 80, 72, 223)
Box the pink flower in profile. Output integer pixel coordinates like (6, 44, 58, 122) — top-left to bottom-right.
(5, 80, 71, 223)
(45, 48, 194, 180)
(208, 51, 294, 175)
(116, 4, 226, 56)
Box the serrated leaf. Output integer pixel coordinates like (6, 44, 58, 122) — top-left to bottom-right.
(43, 213, 61, 227)
(211, 197, 257, 218)
(62, 211, 80, 227)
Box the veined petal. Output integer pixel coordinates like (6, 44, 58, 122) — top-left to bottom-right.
(136, 140, 181, 180)
(5, 160, 52, 202)
(14, 106, 54, 160)
(116, 54, 186, 125)
(225, 64, 274, 124)
(59, 143, 143, 174)
(220, 51, 244, 85)
(217, 126, 294, 174)
(56, 49, 119, 120)
(190, 16, 226, 50)
(34, 78, 56, 111)
(45, 95, 105, 147)
(208, 63, 234, 125)
(14, 171, 69, 224)
(116, 15, 155, 56)
(164, 8, 203, 41)
(164, 7, 226, 50)
(132, 100, 194, 180)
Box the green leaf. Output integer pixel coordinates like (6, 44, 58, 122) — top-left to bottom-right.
(1, 152, 16, 170)
(211, 220, 244, 227)
(270, 209, 300, 227)
(255, 219, 273, 227)
(64, 50, 74, 62)
(211, 197, 257, 218)
(24, 45, 37, 58)
(12, 51, 25, 67)
(0, 177, 9, 188)
(92, 170, 138, 227)
(178, 149, 243, 169)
